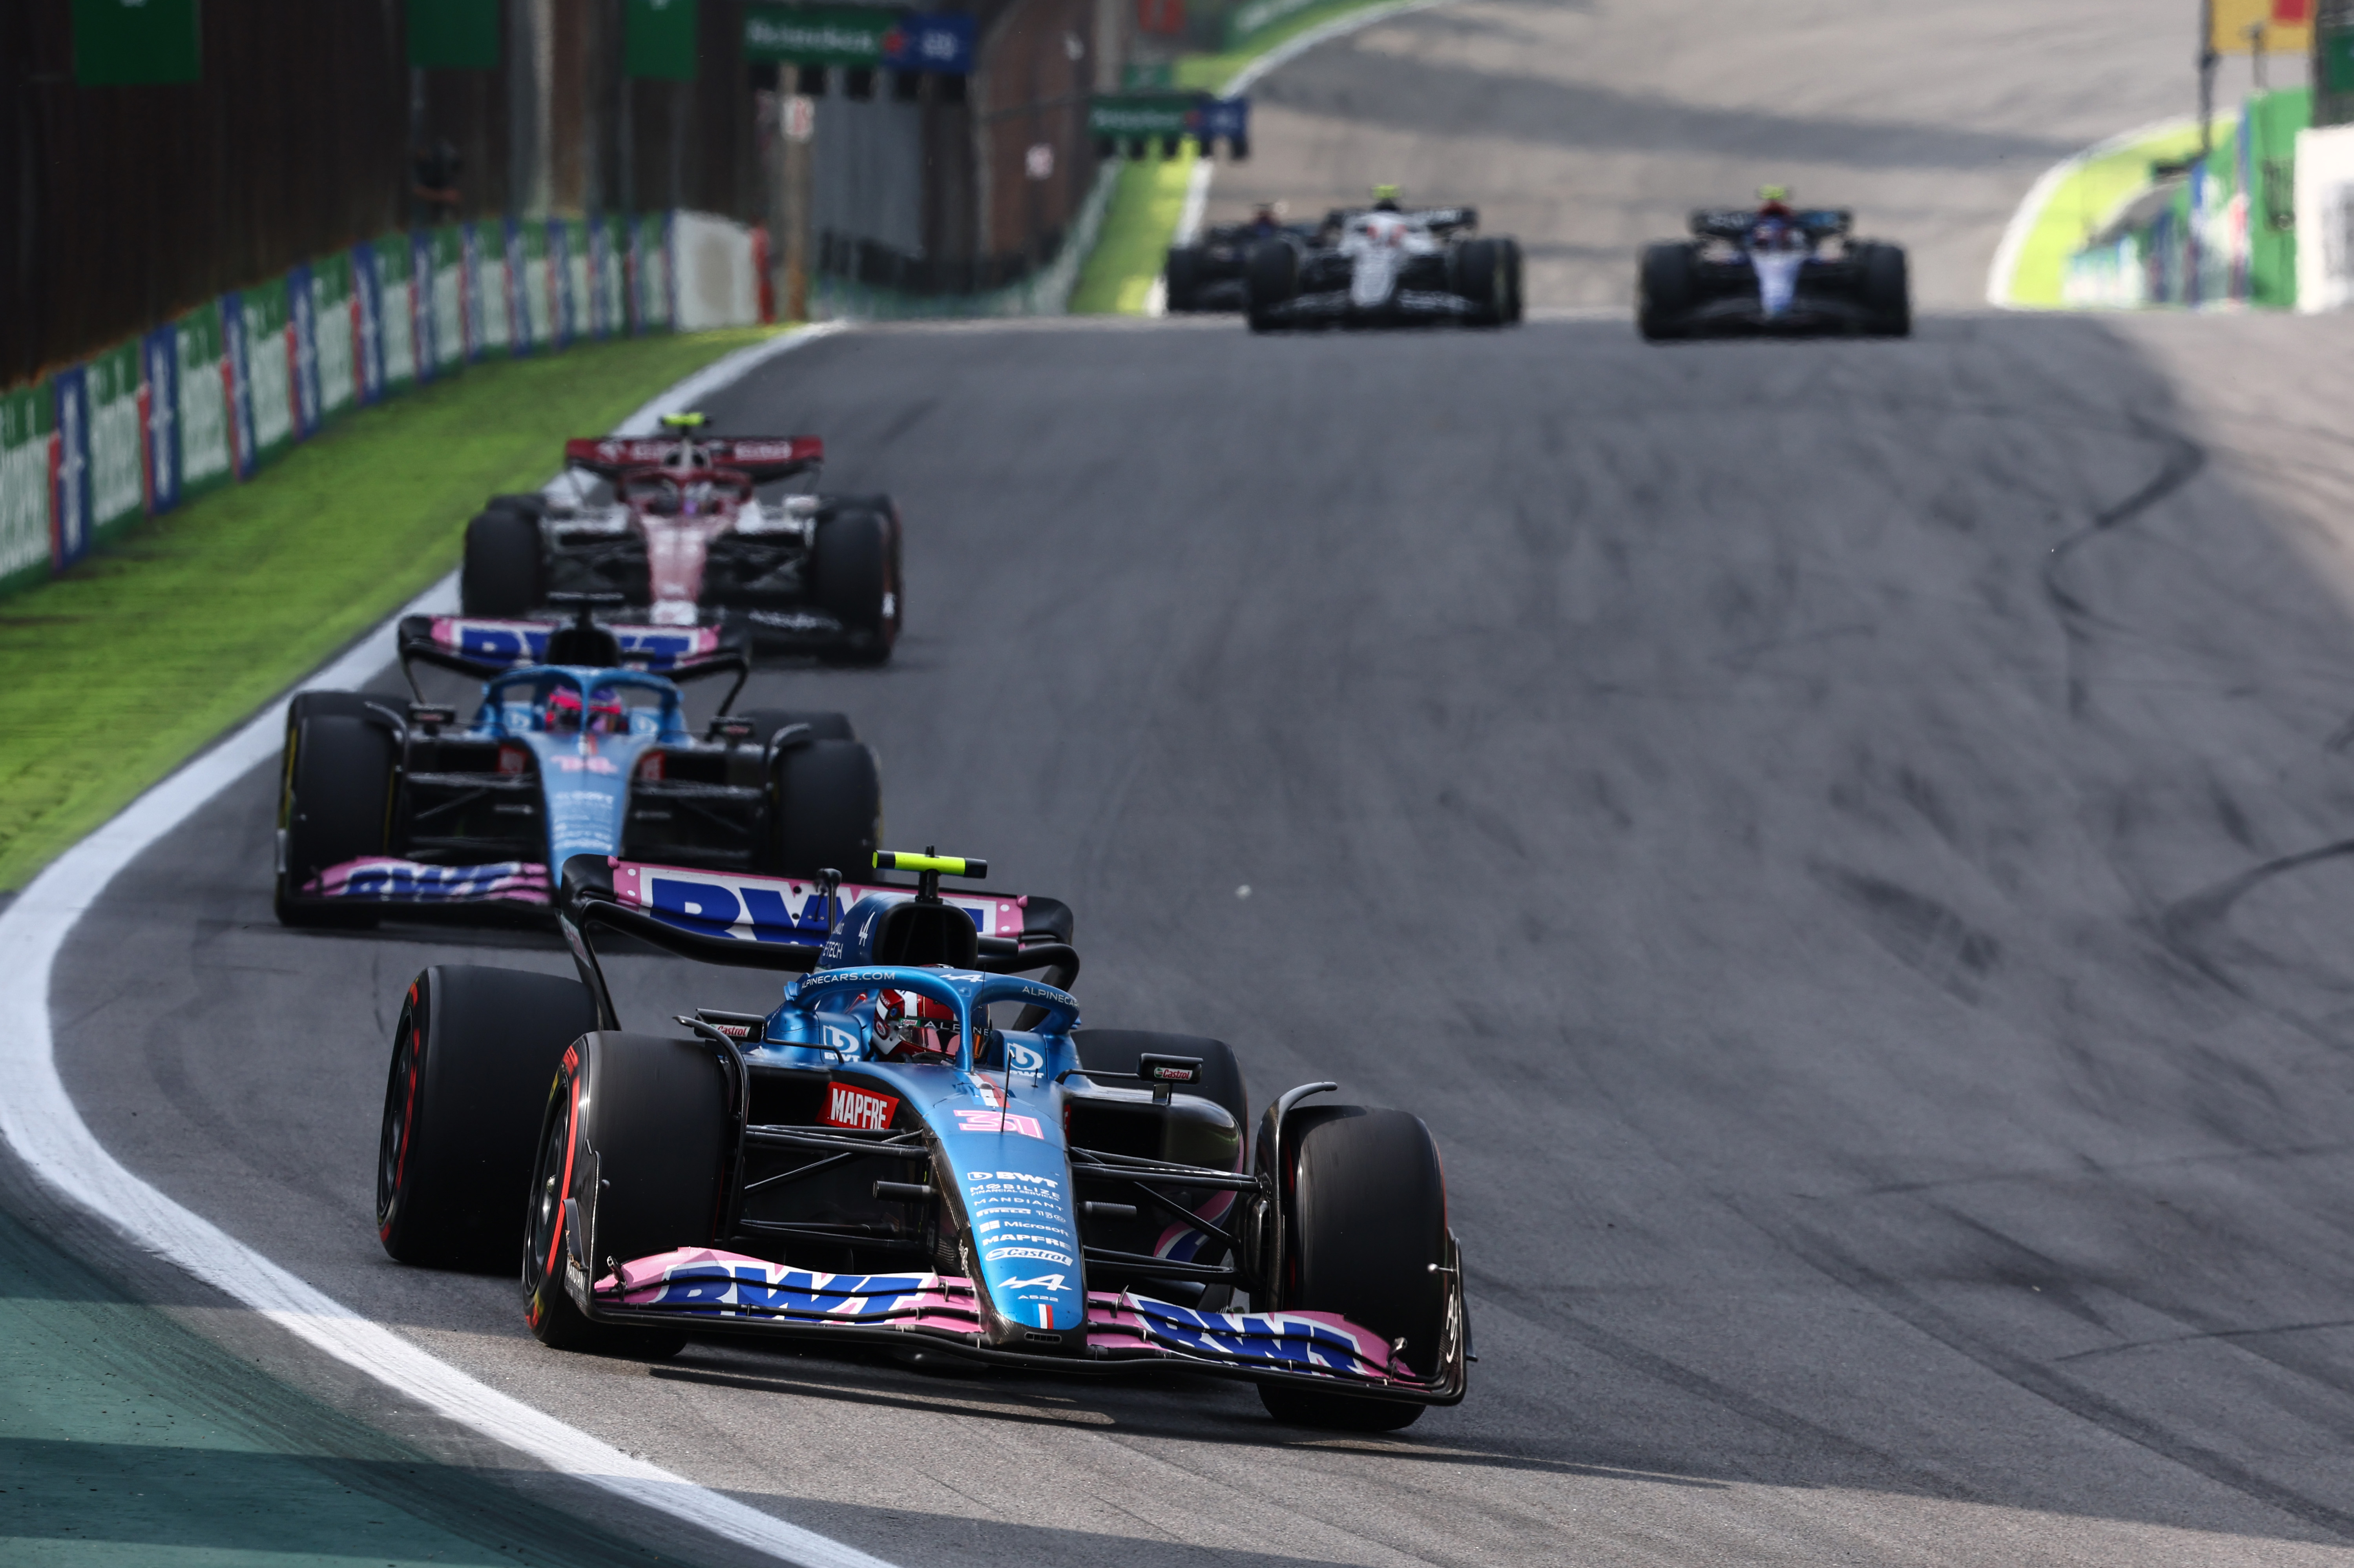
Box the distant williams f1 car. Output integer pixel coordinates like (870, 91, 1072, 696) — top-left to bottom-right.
(1245, 190, 1522, 331)
(274, 598, 880, 925)
(1639, 195, 1909, 340)
(461, 413, 902, 663)
(374, 849, 1471, 1430)
(1162, 208, 1324, 312)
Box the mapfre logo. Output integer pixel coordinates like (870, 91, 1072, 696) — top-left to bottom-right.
(824, 1083, 897, 1132)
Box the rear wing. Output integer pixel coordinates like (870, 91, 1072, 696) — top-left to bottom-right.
(558, 855, 1078, 1030)
(561, 436, 823, 482)
(1690, 207, 1852, 240)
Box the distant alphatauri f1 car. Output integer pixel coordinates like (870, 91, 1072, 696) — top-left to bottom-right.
(1638, 202, 1909, 340)
(1245, 194, 1522, 331)
(460, 414, 902, 662)
(373, 849, 1472, 1431)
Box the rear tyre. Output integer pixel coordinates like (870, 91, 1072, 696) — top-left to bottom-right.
(1164, 246, 1206, 312)
(768, 738, 882, 880)
(733, 707, 856, 747)
(524, 1031, 728, 1358)
(461, 509, 544, 616)
(813, 506, 894, 665)
(1638, 242, 1696, 341)
(1245, 241, 1298, 333)
(1074, 1030, 1248, 1130)
(378, 966, 598, 1270)
(1254, 1105, 1449, 1432)
(1500, 237, 1526, 323)
(275, 709, 396, 928)
(1450, 238, 1503, 324)
(1859, 242, 1911, 337)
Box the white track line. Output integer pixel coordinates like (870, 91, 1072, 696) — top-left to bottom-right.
(1169, 0, 1458, 251)
(0, 321, 895, 1568)
(1984, 115, 2198, 308)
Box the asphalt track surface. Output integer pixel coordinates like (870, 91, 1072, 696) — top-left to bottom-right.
(30, 3, 2354, 1564)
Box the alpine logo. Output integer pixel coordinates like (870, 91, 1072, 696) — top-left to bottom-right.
(824, 1083, 898, 1132)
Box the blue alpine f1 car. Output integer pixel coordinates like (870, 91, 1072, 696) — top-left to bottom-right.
(274, 598, 880, 925)
(375, 850, 1471, 1430)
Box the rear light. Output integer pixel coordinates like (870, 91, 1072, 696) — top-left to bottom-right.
(635, 752, 664, 782)
(497, 744, 528, 776)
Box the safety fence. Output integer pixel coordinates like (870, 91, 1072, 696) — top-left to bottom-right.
(812, 159, 1118, 320)
(0, 210, 770, 601)
(2066, 89, 2307, 308)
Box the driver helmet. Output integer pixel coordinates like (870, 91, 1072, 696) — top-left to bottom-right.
(874, 989, 960, 1061)
(1756, 182, 1794, 218)
(1371, 183, 1401, 212)
(543, 683, 625, 734)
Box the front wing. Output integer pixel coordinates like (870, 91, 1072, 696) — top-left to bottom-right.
(292, 857, 553, 908)
(1258, 288, 1482, 327)
(588, 1246, 1468, 1405)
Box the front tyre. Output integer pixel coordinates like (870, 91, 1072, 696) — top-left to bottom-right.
(813, 504, 896, 665)
(378, 966, 598, 1270)
(275, 706, 396, 928)
(1859, 242, 1911, 337)
(1638, 242, 1697, 341)
(1255, 1105, 1451, 1432)
(524, 1031, 730, 1358)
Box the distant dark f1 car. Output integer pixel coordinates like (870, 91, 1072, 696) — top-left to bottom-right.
(273, 600, 880, 926)
(1245, 204, 1522, 331)
(374, 850, 1471, 1430)
(1638, 207, 1909, 340)
(1162, 217, 1323, 313)
(460, 414, 901, 663)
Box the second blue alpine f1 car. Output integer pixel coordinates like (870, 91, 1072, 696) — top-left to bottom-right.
(274, 598, 880, 925)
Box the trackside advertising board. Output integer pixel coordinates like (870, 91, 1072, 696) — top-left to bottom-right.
(0, 208, 759, 603)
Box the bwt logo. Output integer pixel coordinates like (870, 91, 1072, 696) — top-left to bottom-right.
(650, 876, 832, 941)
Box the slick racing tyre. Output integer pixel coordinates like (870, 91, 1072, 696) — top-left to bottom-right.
(733, 708, 857, 748)
(378, 966, 598, 1271)
(1255, 1105, 1450, 1432)
(813, 504, 896, 665)
(461, 507, 544, 616)
(1245, 241, 1298, 332)
(275, 702, 397, 928)
(1499, 237, 1526, 323)
(768, 738, 882, 881)
(524, 1031, 729, 1358)
(1164, 245, 1207, 312)
(1638, 242, 1696, 341)
(1450, 239, 1509, 325)
(1858, 242, 1911, 337)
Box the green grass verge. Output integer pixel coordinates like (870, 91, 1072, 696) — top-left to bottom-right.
(1069, 0, 1422, 315)
(1997, 118, 2212, 307)
(1070, 152, 1206, 314)
(0, 328, 776, 893)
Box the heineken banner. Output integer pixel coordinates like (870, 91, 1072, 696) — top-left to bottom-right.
(627, 0, 702, 81)
(1088, 92, 1248, 145)
(0, 385, 51, 590)
(562, 220, 593, 345)
(286, 264, 322, 439)
(595, 217, 629, 338)
(237, 278, 299, 468)
(408, 0, 501, 69)
(475, 223, 514, 356)
(364, 237, 417, 397)
(173, 302, 234, 495)
(72, 0, 203, 86)
(308, 253, 359, 421)
(634, 214, 676, 330)
(141, 326, 181, 515)
(84, 343, 144, 548)
(742, 6, 974, 73)
(426, 226, 467, 373)
(519, 221, 557, 351)
(50, 368, 92, 569)
(221, 292, 257, 480)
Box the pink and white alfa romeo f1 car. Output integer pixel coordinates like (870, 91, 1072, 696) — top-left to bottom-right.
(460, 413, 903, 662)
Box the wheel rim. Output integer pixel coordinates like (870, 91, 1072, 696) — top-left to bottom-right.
(376, 1010, 422, 1231)
(525, 1096, 571, 1287)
